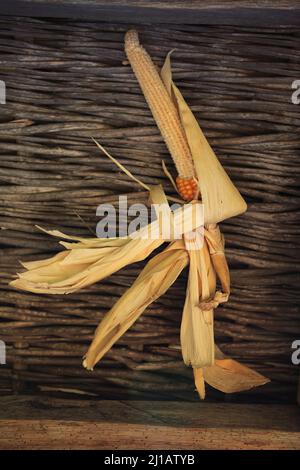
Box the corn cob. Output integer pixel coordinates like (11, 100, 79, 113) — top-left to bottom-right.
(125, 29, 197, 201)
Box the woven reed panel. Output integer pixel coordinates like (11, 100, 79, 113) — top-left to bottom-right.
(0, 16, 299, 402)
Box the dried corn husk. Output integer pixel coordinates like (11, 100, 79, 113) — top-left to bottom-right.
(83, 240, 188, 370)
(199, 223, 230, 309)
(181, 232, 216, 369)
(10, 231, 163, 294)
(181, 222, 232, 391)
(203, 346, 270, 393)
(161, 52, 247, 224)
(193, 367, 206, 400)
(10, 188, 202, 294)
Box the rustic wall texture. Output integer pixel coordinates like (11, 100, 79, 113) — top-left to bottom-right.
(0, 16, 299, 403)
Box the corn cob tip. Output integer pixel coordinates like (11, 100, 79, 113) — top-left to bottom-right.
(176, 176, 198, 201)
(125, 29, 140, 53)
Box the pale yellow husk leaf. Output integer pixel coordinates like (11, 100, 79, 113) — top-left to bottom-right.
(193, 367, 206, 400)
(161, 52, 247, 224)
(182, 223, 268, 397)
(203, 346, 270, 393)
(10, 187, 202, 294)
(83, 239, 188, 370)
(181, 223, 230, 372)
(10, 236, 162, 294)
(180, 230, 216, 370)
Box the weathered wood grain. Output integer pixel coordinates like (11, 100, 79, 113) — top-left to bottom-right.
(1, 1, 300, 26)
(0, 16, 299, 403)
(0, 397, 299, 450)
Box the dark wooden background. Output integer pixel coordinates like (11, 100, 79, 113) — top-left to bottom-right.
(0, 10, 299, 403)
(1, 1, 300, 26)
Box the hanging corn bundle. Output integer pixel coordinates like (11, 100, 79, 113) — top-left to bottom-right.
(10, 30, 268, 399)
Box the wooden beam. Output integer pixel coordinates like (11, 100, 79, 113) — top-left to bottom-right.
(0, 396, 299, 449)
(0, 1, 300, 26)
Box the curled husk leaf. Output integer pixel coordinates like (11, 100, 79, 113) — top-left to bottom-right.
(203, 346, 270, 394)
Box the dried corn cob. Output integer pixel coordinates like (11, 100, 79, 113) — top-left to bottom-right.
(125, 29, 197, 201)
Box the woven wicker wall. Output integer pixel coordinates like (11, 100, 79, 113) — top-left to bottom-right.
(0, 16, 299, 402)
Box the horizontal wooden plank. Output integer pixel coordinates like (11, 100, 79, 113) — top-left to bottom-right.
(0, 1, 300, 25)
(0, 396, 299, 449)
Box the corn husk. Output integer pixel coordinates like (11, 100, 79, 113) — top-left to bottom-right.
(205, 224, 230, 293)
(83, 184, 192, 370)
(10, 187, 202, 294)
(203, 346, 270, 393)
(10, 231, 163, 294)
(199, 223, 230, 309)
(193, 367, 206, 400)
(181, 222, 267, 399)
(83, 240, 188, 370)
(192, 345, 269, 399)
(10, 180, 268, 396)
(161, 52, 247, 224)
(180, 232, 216, 369)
